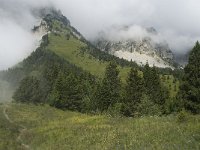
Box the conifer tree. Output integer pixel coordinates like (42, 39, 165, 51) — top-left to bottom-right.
(180, 41, 200, 113)
(123, 68, 144, 116)
(13, 76, 43, 103)
(50, 72, 84, 111)
(143, 63, 167, 112)
(49, 72, 66, 108)
(95, 61, 121, 112)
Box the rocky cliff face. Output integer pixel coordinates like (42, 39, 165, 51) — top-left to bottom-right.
(94, 27, 175, 68)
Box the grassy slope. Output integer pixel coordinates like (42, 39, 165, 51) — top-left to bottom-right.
(47, 34, 178, 96)
(1, 103, 200, 150)
(47, 34, 130, 82)
(46, 19, 179, 95)
(0, 104, 21, 149)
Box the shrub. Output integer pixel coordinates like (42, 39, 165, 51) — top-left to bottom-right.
(107, 103, 123, 117)
(177, 109, 189, 123)
(138, 94, 162, 116)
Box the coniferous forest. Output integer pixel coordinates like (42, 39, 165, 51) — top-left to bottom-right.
(9, 33, 200, 117)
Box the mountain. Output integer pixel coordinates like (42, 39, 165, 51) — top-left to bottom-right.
(0, 8, 140, 102)
(94, 27, 176, 69)
(30, 9, 143, 80)
(0, 8, 177, 106)
(174, 52, 189, 67)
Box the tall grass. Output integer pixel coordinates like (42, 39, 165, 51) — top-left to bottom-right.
(1, 103, 200, 150)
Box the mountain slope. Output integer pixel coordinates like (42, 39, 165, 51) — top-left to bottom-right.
(0, 9, 179, 104)
(34, 9, 141, 81)
(46, 32, 132, 80)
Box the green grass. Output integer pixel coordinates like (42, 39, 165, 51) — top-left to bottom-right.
(47, 33, 130, 82)
(1, 103, 200, 150)
(0, 104, 21, 149)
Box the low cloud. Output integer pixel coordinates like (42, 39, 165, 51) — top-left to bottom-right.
(0, 19, 37, 70)
(0, 0, 200, 69)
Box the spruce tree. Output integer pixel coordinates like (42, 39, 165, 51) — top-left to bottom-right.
(143, 63, 167, 112)
(49, 72, 66, 108)
(13, 76, 43, 103)
(95, 62, 121, 112)
(50, 72, 84, 111)
(123, 68, 144, 116)
(180, 41, 200, 113)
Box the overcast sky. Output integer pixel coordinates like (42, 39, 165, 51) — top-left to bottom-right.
(0, 0, 200, 70)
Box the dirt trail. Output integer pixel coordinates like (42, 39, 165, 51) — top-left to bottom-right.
(3, 104, 31, 150)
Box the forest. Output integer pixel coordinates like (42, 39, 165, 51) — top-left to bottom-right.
(8, 32, 200, 117)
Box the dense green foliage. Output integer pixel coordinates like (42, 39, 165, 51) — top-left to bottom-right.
(11, 34, 96, 112)
(10, 11, 183, 116)
(93, 62, 121, 112)
(144, 64, 167, 106)
(122, 68, 144, 116)
(50, 73, 84, 111)
(120, 64, 170, 116)
(179, 41, 200, 114)
(13, 76, 44, 103)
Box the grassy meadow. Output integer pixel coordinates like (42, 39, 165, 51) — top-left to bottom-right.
(47, 33, 131, 82)
(0, 103, 200, 150)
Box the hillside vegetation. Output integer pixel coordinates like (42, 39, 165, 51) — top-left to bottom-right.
(2, 10, 181, 115)
(46, 19, 178, 93)
(1, 10, 200, 150)
(47, 29, 131, 82)
(1, 103, 200, 150)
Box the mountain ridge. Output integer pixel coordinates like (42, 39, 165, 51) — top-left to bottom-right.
(0, 8, 177, 104)
(93, 27, 176, 69)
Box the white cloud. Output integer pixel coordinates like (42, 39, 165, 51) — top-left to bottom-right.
(0, 19, 36, 70)
(1, 0, 200, 69)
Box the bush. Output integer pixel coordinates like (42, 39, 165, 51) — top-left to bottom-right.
(138, 94, 162, 116)
(107, 103, 123, 117)
(177, 109, 189, 123)
(12, 76, 44, 104)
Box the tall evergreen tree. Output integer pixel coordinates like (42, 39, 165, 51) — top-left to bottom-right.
(180, 41, 200, 114)
(13, 76, 43, 103)
(94, 61, 121, 112)
(50, 72, 84, 111)
(123, 68, 144, 116)
(143, 63, 167, 112)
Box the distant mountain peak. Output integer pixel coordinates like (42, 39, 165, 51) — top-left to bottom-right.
(93, 26, 175, 69)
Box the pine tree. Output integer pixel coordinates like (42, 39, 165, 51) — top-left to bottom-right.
(95, 62, 121, 112)
(50, 72, 84, 111)
(49, 72, 66, 108)
(180, 41, 200, 114)
(122, 68, 144, 116)
(143, 63, 168, 113)
(13, 76, 43, 103)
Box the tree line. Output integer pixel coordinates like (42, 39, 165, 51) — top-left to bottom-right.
(12, 37, 200, 116)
